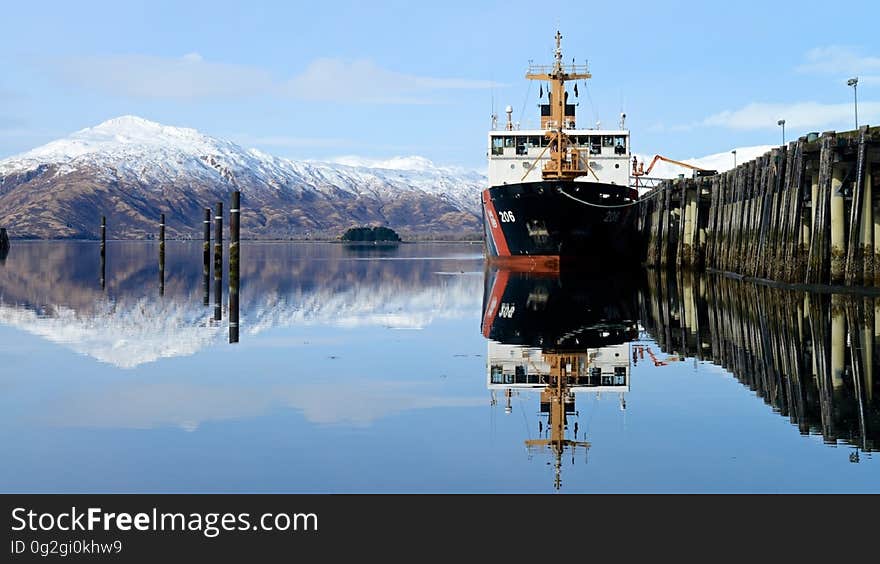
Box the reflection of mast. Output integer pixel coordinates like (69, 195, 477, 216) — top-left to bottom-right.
(524, 352, 591, 491)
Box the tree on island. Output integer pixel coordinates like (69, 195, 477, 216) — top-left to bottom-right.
(340, 226, 402, 242)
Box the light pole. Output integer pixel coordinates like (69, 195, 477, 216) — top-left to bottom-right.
(847, 77, 859, 129)
(731, 149, 737, 168)
(777, 119, 786, 146)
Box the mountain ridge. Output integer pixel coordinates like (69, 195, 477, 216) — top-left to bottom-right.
(0, 116, 486, 240)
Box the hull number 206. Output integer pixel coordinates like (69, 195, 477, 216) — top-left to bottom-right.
(498, 211, 516, 223)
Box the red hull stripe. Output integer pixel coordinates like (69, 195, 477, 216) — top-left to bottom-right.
(481, 269, 511, 338)
(481, 191, 510, 256)
(487, 255, 561, 274)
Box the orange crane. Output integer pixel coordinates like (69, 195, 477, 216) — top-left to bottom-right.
(633, 344, 682, 367)
(631, 155, 716, 178)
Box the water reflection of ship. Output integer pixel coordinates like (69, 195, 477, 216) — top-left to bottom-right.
(482, 268, 640, 489)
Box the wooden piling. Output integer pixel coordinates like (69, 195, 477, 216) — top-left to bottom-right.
(203, 208, 211, 306)
(783, 140, 805, 283)
(845, 126, 869, 285)
(214, 201, 223, 321)
(865, 160, 875, 285)
(229, 191, 240, 344)
(159, 213, 165, 297)
(830, 162, 846, 284)
(807, 133, 835, 284)
(660, 184, 672, 267)
(100, 216, 106, 289)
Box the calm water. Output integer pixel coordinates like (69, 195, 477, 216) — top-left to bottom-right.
(0, 241, 877, 493)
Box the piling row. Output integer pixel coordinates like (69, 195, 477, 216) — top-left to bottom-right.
(640, 126, 880, 286)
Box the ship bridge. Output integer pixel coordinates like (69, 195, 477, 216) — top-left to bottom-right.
(488, 128, 631, 186)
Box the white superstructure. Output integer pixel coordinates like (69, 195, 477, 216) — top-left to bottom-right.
(487, 128, 631, 187)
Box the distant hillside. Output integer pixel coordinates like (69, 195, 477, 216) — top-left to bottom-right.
(0, 116, 485, 239)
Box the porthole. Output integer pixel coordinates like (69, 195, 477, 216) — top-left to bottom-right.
(510, 164, 516, 169)
(615, 164, 620, 169)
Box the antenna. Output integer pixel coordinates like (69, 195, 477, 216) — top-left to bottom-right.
(490, 89, 497, 130)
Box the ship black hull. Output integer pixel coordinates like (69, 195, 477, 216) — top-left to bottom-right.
(481, 180, 643, 271)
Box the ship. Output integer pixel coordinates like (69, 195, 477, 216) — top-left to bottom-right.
(482, 31, 642, 272)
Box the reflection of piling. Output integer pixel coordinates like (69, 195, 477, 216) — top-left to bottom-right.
(229, 191, 240, 343)
(159, 213, 165, 297)
(214, 202, 223, 321)
(100, 216, 106, 289)
(641, 273, 880, 452)
(203, 208, 211, 306)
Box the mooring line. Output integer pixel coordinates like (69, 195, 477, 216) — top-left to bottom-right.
(557, 188, 641, 208)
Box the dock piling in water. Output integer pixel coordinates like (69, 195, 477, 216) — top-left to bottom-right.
(100, 216, 106, 289)
(214, 201, 223, 321)
(0, 228, 9, 260)
(640, 125, 879, 287)
(229, 191, 240, 343)
(159, 213, 165, 296)
(203, 208, 211, 306)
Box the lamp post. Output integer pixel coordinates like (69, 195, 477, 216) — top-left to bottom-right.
(777, 119, 786, 146)
(847, 77, 859, 129)
(731, 149, 737, 168)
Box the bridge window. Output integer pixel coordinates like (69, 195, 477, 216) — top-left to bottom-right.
(491, 137, 503, 156)
(614, 136, 627, 154)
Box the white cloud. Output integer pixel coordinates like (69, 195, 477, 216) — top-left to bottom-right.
(56, 53, 275, 98)
(234, 134, 353, 149)
(796, 46, 880, 82)
(53, 53, 501, 103)
(696, 101, 880, 131)
(283, 57, 502, 104)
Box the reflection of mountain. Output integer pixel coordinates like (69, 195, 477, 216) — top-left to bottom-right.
(642, 270, 880, 453)
(0, 241, 482, 368)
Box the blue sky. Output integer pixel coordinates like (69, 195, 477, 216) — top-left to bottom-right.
(1, 0, 878, 168)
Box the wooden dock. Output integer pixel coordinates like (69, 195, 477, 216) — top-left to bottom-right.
(639, 126, 880, 286)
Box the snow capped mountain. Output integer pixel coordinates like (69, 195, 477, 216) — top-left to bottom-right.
(0, 116, 485, 239)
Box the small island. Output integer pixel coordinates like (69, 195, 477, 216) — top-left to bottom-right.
(340, 226, 402, 243)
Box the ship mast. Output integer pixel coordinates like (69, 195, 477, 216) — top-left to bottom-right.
(526, 31, 592, 181)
